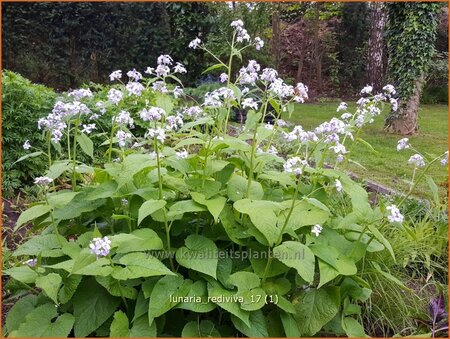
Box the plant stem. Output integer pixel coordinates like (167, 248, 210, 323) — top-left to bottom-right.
(154, 137, 175, 271)
(222, 33, 236, 135)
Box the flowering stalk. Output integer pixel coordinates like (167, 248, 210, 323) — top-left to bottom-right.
(71, 117, 80, 191)
(222, 32, 236, 135)
(154, 136, 175, 271)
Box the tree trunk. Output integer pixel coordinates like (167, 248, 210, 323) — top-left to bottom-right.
(312, 3, 322, 92)
(296, 52, 305, 82)
(384, 78, 423, 135)
(272, 4, 280, 69)
(368, 2, 387, 92)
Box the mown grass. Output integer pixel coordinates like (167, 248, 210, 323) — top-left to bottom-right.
(288, 102, 448, 199)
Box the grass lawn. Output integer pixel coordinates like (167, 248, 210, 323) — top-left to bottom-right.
(288, 102, 448, 199)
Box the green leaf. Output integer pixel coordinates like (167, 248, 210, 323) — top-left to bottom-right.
(425, 175, 440, 205)
(202, 63, 226, 74)
(191, 192, 226, 222)
(233, 199, 282, 246)
(53, 190, 106, 220)
(6, 295, 39, 334)
(96, 276, 138, 300)
(175, 137, 205, 149)
(110, 311, 156, 337)
(167, 199, 207, 219)
(13, 234, 65, 257)
(111, 229, 164, 253)
(112, 252, 174, 280)
(35, 273, 62, 304)
(318, 259, 340, 288)
(156, 94, 174, 115)
(77, 132, 94, 158)
(137, 200, 166, 225)
(176, 280, 216, 313)
(182, 320, 221, 337)
(176, 235, 218, 279)
(356, 137, 378, 154)
(58, 274, 82, 304)
(231, 310, 268, 337)
(3, 266, 38, 284)
(46, 160, 71, 179)
(14, 151, 44, 164)
(341, 317, 368, 337)
(15, 204, 52, 231)
(9, 303, 74, 338)
(148, 275, 190, 325)
(273, 241, 315, 283)
(73, 278, 121, 337)
(367, 223, 395, 261)
(280, 312, 301, 337)
(278, 198, 330, 232)
(309, 243, 357, 276)
(207, 280, 250, 326)
(227, 174, 264, 201)
(293, 287, 340, 336)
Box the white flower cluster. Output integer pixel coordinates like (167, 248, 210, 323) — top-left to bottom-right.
(441, 151, 448, 166)
(182, 106, 204, 120)
(386, 205, 404, 223)
(116, 130, 132, 147)
(204, 87, 235, 107)
(23, 140, 31, 150)
(408, 154, 425, 167)
(175, 149, 189, 159)
(140, 107, 166, 122)
(231, 19, 250, 43)
(311, 224, 323, 237)
(397, 138, 410, 151)
(147, 127, 166, 143)
(34, 176, 53, 186)
(188, 37, 202, 49)
(89, 236, 111, 258)
(283, 157, 308, 175)
(114, 110, 134, 128)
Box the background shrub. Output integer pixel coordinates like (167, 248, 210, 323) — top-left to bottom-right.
(2, 70, 57, 195)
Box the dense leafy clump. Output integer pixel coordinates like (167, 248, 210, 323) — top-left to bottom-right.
(2, 71, 57, 195)
(4, 20, 447, 338)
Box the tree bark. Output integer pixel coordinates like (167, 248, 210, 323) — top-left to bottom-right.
(384, 78, 423, 135)
(368, 2, 387, 92)
(312, 3, 322, 92)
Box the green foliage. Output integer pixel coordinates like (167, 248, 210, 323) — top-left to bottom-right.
(386, 2, 443, 101)
(2, 71, 57, 195)
(4, 21, 447, 338)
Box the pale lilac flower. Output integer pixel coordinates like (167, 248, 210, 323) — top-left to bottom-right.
(34, 176, 53, 185)
(341, 113, 352, 120)
(147, 128, 166, 143)
(276, 119, 287, 127)
(173, 86, 184, 98)
(140, 107, 165, 122)
(360, 85, 373, 95)
(219, 73, 228, 83)
(383, 84, 396, 95)
(330, 143, 347, 155)
(294, 83, 308, 103)
(126, 82, 144, 96)
(408, 154, 425, 167)
(152, 81, 168, 93)
(23, 258, 37, 267)
(173, 62, 187, 74)
(23, 140, 31, 150)
(311, 224, 323, 237)
(230, 20, 244, 29)
(121, 199, 128, 206)
(157, 54, 173, 66)
(284, 157, 307, 175)
(254, 37, 264, 50)
(68, 88, 93, 100)
(109, 70, 122, 81)
(335, 179, 343, 192)
(166, 115, 184, 131)
(260, 68, 278, 83)
(440, 151, 448, 166)
(242, 98, 258, 110)
(175, 149, 188, 159)
(188, 37, 202, 49)
(89, 236, 111, 258)
(386, 205, 404, 223)
(183, 106, 203, 119)
(155, 65, 171, 77)
(116, 130, 131, 147)
(397, 138, 410, 151)
(337, 102, 348, 112)
(95, 101, 106, 115)
(81, 124, 96, 134)
(390, 98, 398, 111)
(242, 87, 250, 95)
(145, 67, 155, 75)
(126, 69, 142, 82)
(114, 111, 134, 128)
(107, 88, 123, 105)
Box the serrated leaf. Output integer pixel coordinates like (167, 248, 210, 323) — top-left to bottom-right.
(13, 234, 65, 257)
(110, 311, 157, 337)
(73, 278, 121, 337)
(10, 303, 74, 338)
(15, 205, 52, 231)
(35, 273, 62, 304)
(77, 132, 94, 158)
(176, 234, 218, 279)
(191, 192, 226, 222)
(3, 266, 39, 284)
(137, 200, 166, 225)
(231, 309, 268, 337)
(182, 320, 221, 337)
(112, 252, 174, 280)
(176, 280, 216, 313)
(111, 228, 164, 253)
(273, 241, 315, 283)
